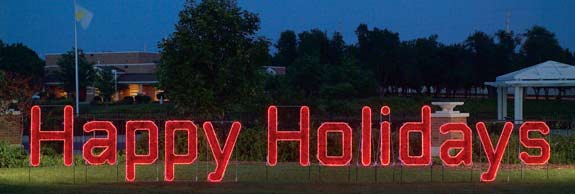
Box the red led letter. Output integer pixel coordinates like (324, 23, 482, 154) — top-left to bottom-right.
(82, 121, 117, 165)
(476, 122, 513, 182)
(164, 121, 198, 182)
(398, 105, 431, 166)
(519, 122, 550, 165)
(439, 123, 472, 167)
(317, 122, 353, 166)
(267, 106, 310, 166)
(203, 121, 241, 182)
(380, 106, 391, 166)
(361, 106, 372, 166)
(30, 105, 74, 166)
(125, 121, 159, 182)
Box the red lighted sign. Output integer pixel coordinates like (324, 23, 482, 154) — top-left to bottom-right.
(29, 105, 551, 183)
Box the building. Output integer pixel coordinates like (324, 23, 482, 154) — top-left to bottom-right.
(485, 60, 575, 122)
(43, 51, 287, 103)
(44, 51, 162, 102)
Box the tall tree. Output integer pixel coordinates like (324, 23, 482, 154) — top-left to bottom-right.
(94, 67, 115, 102)
(355, 24, 370, 64)
(274, 30, 297, 66)
(521, 26, 564, 67)
(412, 35, 442, 96)
(464, 31, 496, 95)
(328, 32, 345, 65)
(287, 56, 325, 99)
(438, 44, 470, 97)
(355, 24, 401, 95)
(56, 48, 96, 100)
(0, 40, 44, 81)
(158, 0, 269, 116)
(494, 30, 520, 74)
(297, 29, 330, 64)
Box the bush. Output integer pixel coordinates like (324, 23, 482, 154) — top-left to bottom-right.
(90, 96, 103, 105)
(549, 134, 575, 164)
(135, 94, 151, 104)
(121, 96, 134, 104)
(40, 98, 74, 105)
(0, 141, 27, 168)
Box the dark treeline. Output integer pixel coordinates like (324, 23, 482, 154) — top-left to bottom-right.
(268, 25, 575, 105)
(2, 0, 575, 118)
(155, 0, 575, 115)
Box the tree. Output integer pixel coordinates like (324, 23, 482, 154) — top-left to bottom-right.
(402, 35, 444, 95)
(355, 24, 401, 95)
(94, 67, 115, 102)
(56, 48, 96, 100)
(521, 26, 564, 67)
(438, 44, 471, 97)
(0, 70, 40, 115)
(297, 29, 330, 64)
(320, 57, 376, 100)
(494, 30, 520, 74)
(158, 0, 269, 116)
(278, 29, 377, 107)
(464, 31, 496, 95)
(0, 40, 44, 81)
(274, 30, 297, 66)
(328, 32, 345, 65)
(355, 24, 370, 64)
(285, 55, 324, 99)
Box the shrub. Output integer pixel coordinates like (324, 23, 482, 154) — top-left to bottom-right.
(121, 96, 134, 104)
(0, 141, 27, 168)
(135, 94, 151, 104)
(235, 127, 267, 161)
(90, 96, 103, 105)
(549, 134, 575, 164)
(41, 98, 74, 105)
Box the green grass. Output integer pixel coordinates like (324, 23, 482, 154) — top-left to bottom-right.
(1, 162, 575, 193)
(355, 97, 575, 118)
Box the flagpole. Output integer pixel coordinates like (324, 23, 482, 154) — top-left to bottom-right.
(74, 0, 80, 115)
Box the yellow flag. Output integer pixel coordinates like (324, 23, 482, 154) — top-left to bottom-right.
(75, 3, 93, 29)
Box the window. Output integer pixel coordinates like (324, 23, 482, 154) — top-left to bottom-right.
(128, 84, 140, 96)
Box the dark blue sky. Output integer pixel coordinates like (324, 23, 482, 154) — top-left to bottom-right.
(1, 0, 573, 58)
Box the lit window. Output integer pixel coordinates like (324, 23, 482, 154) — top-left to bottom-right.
(129, 84, 140, 96)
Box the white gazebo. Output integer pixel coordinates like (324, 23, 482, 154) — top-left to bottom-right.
(485, 60, 575, 123)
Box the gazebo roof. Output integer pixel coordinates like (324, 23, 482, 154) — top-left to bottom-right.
(486, 60, 575, 87)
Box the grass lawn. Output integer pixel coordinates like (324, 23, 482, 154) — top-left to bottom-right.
(1, 162, 575, 193)
(21, 97, 575, 193)
(355, 97, 575, 119)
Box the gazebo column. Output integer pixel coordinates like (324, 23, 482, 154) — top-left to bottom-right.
(497, 87, 508, 120)
(514, 86, 523, 124)
(502, 87, 507, 119)
(497, 87, 503, 120)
